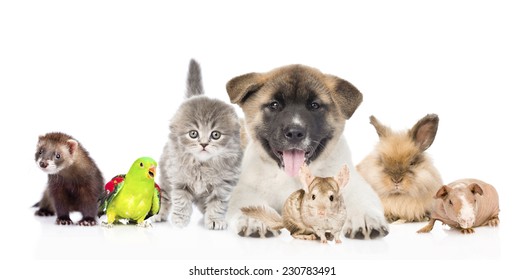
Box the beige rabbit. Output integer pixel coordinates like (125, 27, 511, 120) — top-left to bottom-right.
(357, 114, 443, 223)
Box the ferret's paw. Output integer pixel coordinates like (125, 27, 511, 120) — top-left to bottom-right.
(35, 209, 54, 217)
(205, 218, 227, 230)
(236, 215, 281, 238)
(56, 218, 74, 225)
(344, 210, 389, 239)
(78, 218, 97, 226)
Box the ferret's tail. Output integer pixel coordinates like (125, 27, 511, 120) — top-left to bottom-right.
(185, 58, 204, 98)
(241, 205, 284, 230)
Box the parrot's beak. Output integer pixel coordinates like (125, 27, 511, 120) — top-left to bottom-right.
(148, 166, 156, 179)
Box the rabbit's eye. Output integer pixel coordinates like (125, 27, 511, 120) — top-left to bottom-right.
(312, 195, 316, 200)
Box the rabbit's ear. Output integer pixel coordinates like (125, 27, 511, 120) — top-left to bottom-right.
(370, 115, 391, 138)
(410, 114, 439, 151)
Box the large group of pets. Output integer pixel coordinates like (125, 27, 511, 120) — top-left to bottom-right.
(33, 59, 500, 243)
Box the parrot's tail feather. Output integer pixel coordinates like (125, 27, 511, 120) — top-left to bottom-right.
(185, 59, 204, 98)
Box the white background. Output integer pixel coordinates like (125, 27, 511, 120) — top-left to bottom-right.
(1, 0, 523, 279)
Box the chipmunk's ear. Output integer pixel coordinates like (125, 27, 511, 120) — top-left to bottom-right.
(299, 163, 315, 191)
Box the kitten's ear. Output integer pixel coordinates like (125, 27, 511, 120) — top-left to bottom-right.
(66, 139, 78, 155)
(226, 72, 265, 105)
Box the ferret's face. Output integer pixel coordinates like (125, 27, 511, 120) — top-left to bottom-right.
(35, 142, 70, 174)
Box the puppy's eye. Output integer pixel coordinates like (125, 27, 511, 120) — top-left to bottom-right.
(268, 101, 280, 111)
(55, 153, 61, 159)
(312, 194, 316, 200)
(309, 102, 320, 110)
(329, 195, 334, 202)
(189, 130, 199, 139)
(210, 131, 221, 140)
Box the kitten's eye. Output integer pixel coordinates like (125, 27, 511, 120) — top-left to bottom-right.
(309, 102, 320, 110)
(312, 194, 316, 200)
(329, 195, 334, 202)
(268, 101, 281, 111)
(55, 153, 61, 159)
(211, 131, 221, 140)
(140, 162, 144, 168)
(189, 130, 199, 139)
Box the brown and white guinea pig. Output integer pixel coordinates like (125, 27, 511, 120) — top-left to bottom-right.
(357, 114, 443, 223)
(417, 178, 500, 234)
(242, 164, 349, 244)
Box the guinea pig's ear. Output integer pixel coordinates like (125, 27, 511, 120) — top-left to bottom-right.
(469, 183, 484, 196)
(335, 164, 350, 190)
(226, 72, 265, 105)
(66, 139, 78, 155)
(434, 185, 450, 199)
(410, 114, 439, 151)
(370, 115, 391, 138)
(299, 163, 315, 191)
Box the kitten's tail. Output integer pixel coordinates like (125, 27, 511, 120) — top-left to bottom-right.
(241, 205, 284, 230)
(185, 58, 204, 98)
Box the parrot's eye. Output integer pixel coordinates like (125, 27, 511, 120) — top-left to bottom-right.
(211, 131, 221, 140)
(140, 162, 144, 168)
(55, 153, 61, 159)
(189, 130, 199, 139)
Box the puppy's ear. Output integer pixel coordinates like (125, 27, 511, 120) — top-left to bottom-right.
(226, 73, 265, 105)
(327, 75, 363, 119)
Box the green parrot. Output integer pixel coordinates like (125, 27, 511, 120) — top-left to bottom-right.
(100, 157, 161, 227)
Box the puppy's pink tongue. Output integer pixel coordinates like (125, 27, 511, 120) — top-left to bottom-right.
(283, 149, 305, 177)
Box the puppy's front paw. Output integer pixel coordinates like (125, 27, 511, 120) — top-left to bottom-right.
(344, 211, 389, 239)
(236, 214, 281, 238)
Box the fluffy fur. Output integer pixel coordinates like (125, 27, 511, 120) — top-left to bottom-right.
(225, 64, 389, 240)
(357, 114, 443, 223)
(154, 59, 243, 229)
(34, 132, 104, 226)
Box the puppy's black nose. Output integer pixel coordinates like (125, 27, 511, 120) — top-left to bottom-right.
(39, 161, 48, 168)
(284, 125, 306, 142)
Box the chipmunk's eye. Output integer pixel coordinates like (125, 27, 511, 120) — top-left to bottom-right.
(312, 195, 316, 200)
(329, 195, 334, 202)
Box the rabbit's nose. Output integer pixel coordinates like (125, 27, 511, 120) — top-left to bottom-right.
(391, 177, 403, 184)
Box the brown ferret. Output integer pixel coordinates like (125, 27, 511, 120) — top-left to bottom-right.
(34, 132, 104, 226)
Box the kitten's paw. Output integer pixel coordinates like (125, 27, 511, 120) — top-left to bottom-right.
(56, 218, 74, 225)
(35, 209, 54, 216)
(205, 218, 227, 230)
(344, 211, 389, 239)
(236, 215, 281, 238)
(151, 212, 168, 223)
(170, 213, 191, 228)
(77, 217, 97, 226)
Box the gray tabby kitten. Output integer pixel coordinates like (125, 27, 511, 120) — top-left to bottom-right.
(154, 59, 242, 230)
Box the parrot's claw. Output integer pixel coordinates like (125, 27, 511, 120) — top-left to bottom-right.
(101, 221, 114, 228)
(137, 221, 152, 228)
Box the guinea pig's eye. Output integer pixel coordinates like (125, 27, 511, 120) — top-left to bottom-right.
(55, 153, 61, 159)
(329, 195, 334, 202)
(312, 194, 316, 200)
(189, 130, 199, 139)
(448, 200, 453, 206)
